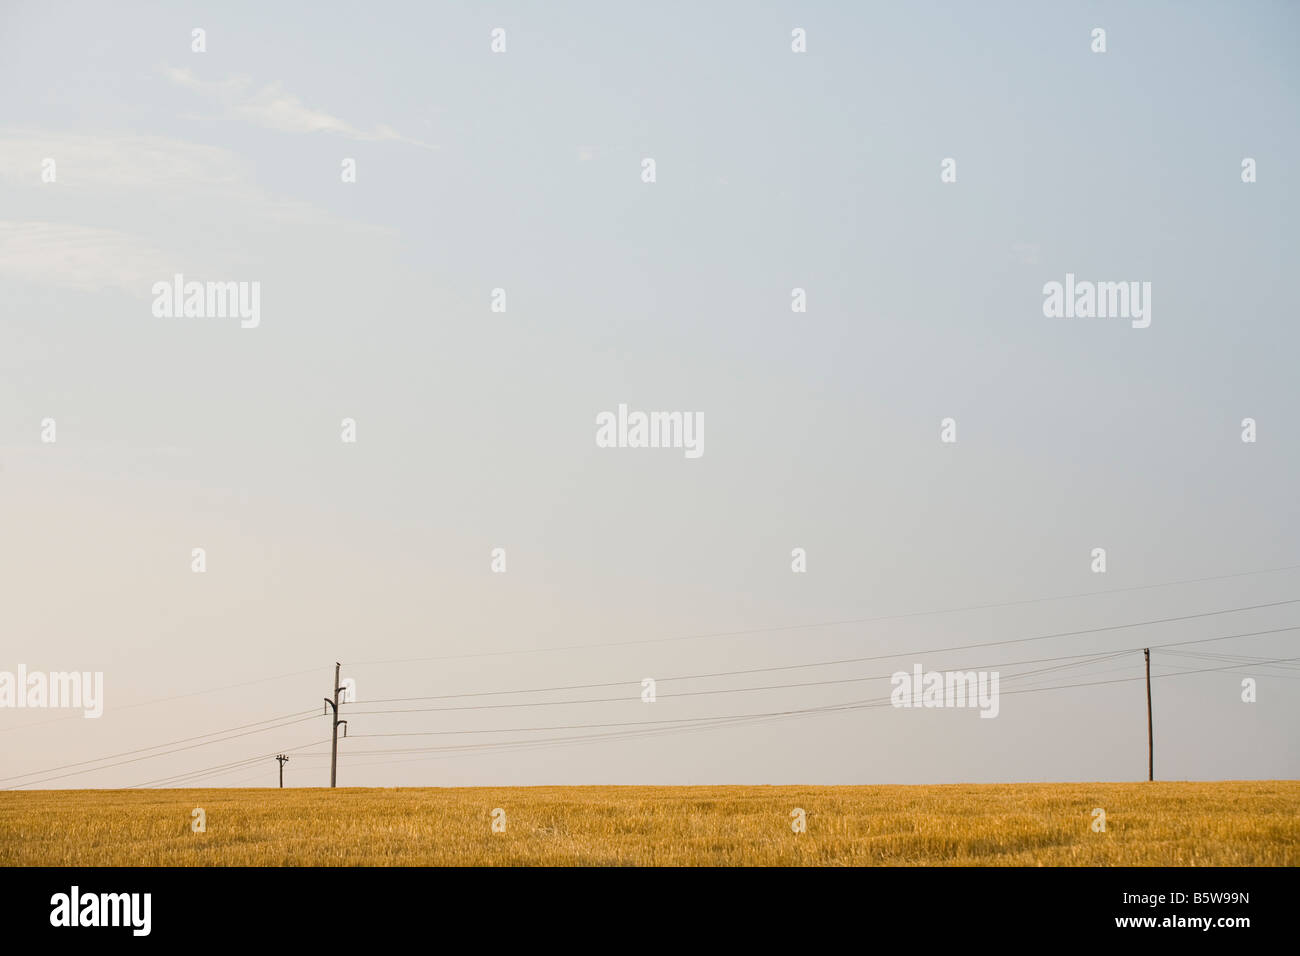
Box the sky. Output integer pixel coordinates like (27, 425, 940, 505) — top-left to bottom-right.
(1, 0, 1297, 789)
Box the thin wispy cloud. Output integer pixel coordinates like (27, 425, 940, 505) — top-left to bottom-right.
(0, 221, 171, 295)
(163, 67, 436, 149)
(0, 129, 393, 296)
(0, 129, 249, 191)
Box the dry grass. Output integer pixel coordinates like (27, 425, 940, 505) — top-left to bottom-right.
(1, 781, 1296, 866)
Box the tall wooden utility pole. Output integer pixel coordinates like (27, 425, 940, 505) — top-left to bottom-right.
(1144, 648, 1153, 782)
(276, 754, 289, 788)
(324, 662, 348, 788)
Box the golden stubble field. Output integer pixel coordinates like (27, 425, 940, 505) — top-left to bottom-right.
(2, 781, 1296, 866)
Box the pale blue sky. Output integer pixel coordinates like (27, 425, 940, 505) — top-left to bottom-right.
(1, 1, 1297, 788)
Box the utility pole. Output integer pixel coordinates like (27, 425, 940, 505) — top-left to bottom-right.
(323, 661, 348, 788)
(1144, 648, 1153, 782)
(276, 754, 289, 788)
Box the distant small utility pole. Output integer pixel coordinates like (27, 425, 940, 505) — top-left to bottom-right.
(323, 661, 349, 788)
(1144, 648, 1153, 781)
(276, 754, 289, 789)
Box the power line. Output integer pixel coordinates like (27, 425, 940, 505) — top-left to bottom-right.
(123, 652, 1128, 786)
(129, 738, 328, 789)
(11, 617, 1295, 790)
(344, 649, 1134, 716)
(0, 709, 319, 786)
(346, 562, 1300, 666)
(339, 654, 1168, 741)
(351, 609, 1300, 708)
(2, 714, 322, 790)
(3, 560, 1291, 739)
(0, 666, 331, 736)
(153, 651, 1299, 787)
(320, 656, 1300, 761)
(131, 754, 275, 789)
(1161, 649, 1300, 669)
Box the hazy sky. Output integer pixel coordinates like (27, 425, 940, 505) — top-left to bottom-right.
(2, 0, 1297, 789)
